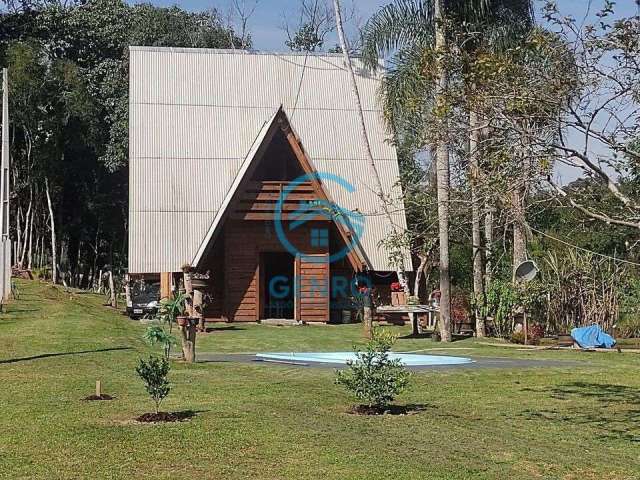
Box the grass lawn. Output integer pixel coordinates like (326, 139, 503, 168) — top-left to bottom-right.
(1, 280, 639, 479)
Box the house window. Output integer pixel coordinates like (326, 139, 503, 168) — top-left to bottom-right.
(311, 228, 329, 248)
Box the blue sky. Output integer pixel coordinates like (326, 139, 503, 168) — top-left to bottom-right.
(131, 0, 640, 51)
(134, 0, 638, 183)
(133, 0, 389, 50)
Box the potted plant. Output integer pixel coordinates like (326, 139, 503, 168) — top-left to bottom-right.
(406, 295, 420, 306)
(160, 291, 187, 326)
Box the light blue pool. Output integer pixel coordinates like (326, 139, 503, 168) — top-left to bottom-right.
(255, 352, 474, 366)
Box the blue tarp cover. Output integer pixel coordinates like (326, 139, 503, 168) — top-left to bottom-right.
(571, 325, 616, 349)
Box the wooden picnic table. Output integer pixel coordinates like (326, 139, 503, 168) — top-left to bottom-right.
(375, 304, 439, 333)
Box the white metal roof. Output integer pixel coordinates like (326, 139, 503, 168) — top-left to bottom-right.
(128, 47, 410, 273)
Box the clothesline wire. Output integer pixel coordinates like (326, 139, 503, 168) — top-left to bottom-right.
(529, 226, 640, 267)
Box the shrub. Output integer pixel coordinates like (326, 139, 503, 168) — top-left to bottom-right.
(510, 324, 544, 345)
(158, 292, 187, 324)
(136, 356, 171, 414)
(617, 314, 640, 339)
(335, 328, 411, 409)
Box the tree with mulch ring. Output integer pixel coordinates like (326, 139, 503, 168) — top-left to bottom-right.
(136, 410, 197, 423)
(135, 355, 176, 422)
(335, 328, 411, 415)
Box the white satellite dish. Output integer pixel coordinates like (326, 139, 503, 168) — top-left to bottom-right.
(515, 260, 539, 283)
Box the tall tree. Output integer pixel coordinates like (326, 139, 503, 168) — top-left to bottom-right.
(333, 0, 411, 338)
(284, 0, 335, 52)
(361, 0, 534, 340)
(0, 0, 244, 285)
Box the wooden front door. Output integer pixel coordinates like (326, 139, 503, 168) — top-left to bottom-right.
(295, 253, 330, 322)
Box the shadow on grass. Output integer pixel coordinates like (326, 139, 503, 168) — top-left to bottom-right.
(399, 333, 471, 341)
(0, 346, 133, 364)
(205, 325, 246, 333)
(399, 332, 434, 340)
(521, 382, 640, 443)
(2, 308, 40, 314)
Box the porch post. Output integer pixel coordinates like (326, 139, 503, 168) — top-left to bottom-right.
(160, 272, 172, 300)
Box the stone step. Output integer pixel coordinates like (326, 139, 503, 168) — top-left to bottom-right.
(259, 318, 304, 326)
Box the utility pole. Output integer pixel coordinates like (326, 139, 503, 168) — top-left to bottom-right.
(1, 68, 11, 306)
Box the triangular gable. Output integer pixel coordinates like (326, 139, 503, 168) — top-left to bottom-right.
(191, 107, 368, 271)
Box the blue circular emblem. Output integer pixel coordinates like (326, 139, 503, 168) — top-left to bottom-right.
(274, 172, 365, 264)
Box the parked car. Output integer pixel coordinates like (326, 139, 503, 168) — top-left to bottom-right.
(127, 281, 160, 319)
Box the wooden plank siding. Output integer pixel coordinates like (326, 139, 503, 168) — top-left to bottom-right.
(296, 254, 330, 322)
(230, 181, 322, 221)
(223, 219, 330, 322)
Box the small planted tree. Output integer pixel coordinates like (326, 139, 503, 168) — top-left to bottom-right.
(136, 356, 171, 415)
(336, 328, 410, 413)
(143, 292, 185, 360)
(143, 326, 177, 360)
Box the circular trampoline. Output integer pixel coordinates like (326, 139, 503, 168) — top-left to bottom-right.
(255, 352, 474, 367)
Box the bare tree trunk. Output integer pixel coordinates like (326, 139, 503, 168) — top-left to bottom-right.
(16, 205, 21, 268)
(512, 205, 527, 279)
(97, 269, 103, 293)
(19, 195, 31, 269)
(511, 168, 528, 279)
(512, 132, 532, 279)
(35, 233, 40, 269)
(413, 254, 428, 302)
(39, 235, 44, 269)
(434, 0, 452, 342)
(332, 0, 411, 305)
(470, 110, 485, 337)
(412, 254, 429, 335)
(44, 177, 57, 284)
(27, 202, 34, 270)
(484, 204, 494, 287)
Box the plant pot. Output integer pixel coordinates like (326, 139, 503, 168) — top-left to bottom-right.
(176, 316, 188, 327)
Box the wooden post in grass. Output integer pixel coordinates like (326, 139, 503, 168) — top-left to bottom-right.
(96, 380, 102, 398)
(160, 272, 171, 300)
(193, 288, 204, 332)
(108, 270, 117, 308)
(180, 264, 197, 363)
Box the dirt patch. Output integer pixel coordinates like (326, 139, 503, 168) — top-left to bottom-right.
(135, 410, 198, 423)
(83, 394, 115, 401)
(348, 404, 428, 416)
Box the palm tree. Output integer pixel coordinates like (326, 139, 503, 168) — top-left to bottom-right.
(361, 0, 534, 341)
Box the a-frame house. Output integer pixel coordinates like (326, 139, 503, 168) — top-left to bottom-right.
(191, 107, 365, 322)
(128, 47, 411, 323)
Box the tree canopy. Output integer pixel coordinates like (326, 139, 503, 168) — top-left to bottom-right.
(0, 0, 244, 285)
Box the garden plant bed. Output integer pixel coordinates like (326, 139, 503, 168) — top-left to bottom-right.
(135, 411, 197, 423)
(348, 404, 428, 416)
(83, 394, 115, 401)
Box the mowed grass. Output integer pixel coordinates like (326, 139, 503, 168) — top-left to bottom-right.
(1, 280, 639, 480)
